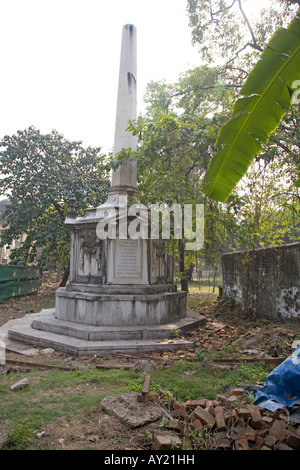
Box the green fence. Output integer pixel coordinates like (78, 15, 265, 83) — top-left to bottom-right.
(0, 265, 42, 300)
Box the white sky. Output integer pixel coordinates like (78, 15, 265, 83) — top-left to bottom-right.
(0, 0, 271, 154)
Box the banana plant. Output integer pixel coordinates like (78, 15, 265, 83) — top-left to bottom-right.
(202, 12, 300, 203)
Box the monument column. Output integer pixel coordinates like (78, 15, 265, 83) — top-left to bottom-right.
(109, 24, 138, 198)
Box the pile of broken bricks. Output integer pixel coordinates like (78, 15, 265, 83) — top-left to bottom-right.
(148, 387, 300, 451)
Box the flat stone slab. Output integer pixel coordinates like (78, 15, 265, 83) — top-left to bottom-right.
(5, 308, 206, 356)
(101, 392, 162, 427)
(8, 323, 196, 356)
(30, 308, 206, 341)
(0, 313, 42, 356)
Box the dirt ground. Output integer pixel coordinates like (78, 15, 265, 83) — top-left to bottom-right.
(1, 278, 300, 451)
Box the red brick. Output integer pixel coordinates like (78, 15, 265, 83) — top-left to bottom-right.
(276, 442, 294, 451)
(212, 400, 220, 407)
(217, 435, 232, 449)
(264, 434, 276, 448)
(193, 419, 204, 433)
(255, 435, 265, 449)
(170, 398, 180, 410)
(237, 426, 258, 443)
(143, 392, 159, 403)
(153, 432, 182, 450)
(171, 404, 187, 419)
(269, 419, 287, 439)
(214, 407, 227, 432)
(235, 438, 249, 450)
(285, 431, 300, 450)
(184, 399, 206, 409)
(229, 388, 245, 396)
(165, 418, 183, 432)
(236, 407, 251, 421)
(262, 416, 273, 425)
(224, 409, 238, 426)
(193, 406, 216, 427)
(246, 404, 263, 429)
(204, 405, 214, 416)
(227, 395, 238, 403)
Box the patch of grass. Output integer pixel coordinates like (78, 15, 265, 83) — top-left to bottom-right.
(0, 366, 142, 441)
(177, 280, 222, 294)
(0, 360, 273, 449)
(7, 418, 36, 450)
(148, 360, 272, 402)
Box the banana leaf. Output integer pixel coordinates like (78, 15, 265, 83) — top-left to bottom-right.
(202, 12, 300, 202)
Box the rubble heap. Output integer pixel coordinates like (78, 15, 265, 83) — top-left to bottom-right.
(151, 387, 300, 450)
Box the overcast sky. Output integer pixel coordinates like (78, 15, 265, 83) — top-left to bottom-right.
(0, 0, 270, 154)
(0, 0, 202, 153)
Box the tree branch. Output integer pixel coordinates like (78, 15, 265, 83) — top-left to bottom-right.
(210, 0, 237, 20)
(238, 0, 263, 52)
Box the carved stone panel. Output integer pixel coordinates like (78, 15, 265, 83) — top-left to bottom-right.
(150, 240, 173, 284)
(74, 229, 104, 283)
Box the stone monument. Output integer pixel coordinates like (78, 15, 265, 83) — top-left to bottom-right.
(8, 25, 205, 355)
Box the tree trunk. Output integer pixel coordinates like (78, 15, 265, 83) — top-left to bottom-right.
(56, 260, 62, 283)
(212, 263, 219, 293)
(179, 240, 188, 292)
(59, 265, 70, 287)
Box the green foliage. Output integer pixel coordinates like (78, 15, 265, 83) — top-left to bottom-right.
(187, 0, 298, 68)
(202, 12, 300, 202)
(0, 360, 274, 449)
(0, 126, 110, 269)
(8, 418, 36, 450)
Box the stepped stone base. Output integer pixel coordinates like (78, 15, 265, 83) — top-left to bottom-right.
(7, 308, 206, 356)
(55, 286, 186, 327)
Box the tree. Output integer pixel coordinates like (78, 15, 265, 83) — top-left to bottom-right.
(187, 0, 299, 78)
(115, 112, 235, 291)
(202, 11, 300, 202)
(0, 126, 110, 284)
(232, 157, 300, 248)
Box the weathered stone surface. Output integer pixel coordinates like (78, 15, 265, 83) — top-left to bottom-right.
(41, 348, 55, 356)
(171, 404, 188, 419)
(133, 359, 156, 372)
(269, 419, 287, 439)
(153, 432, 182, 450)
(184, 399, 207, 409)
(236, 426, 258, 443)
(214, 406, 227, 432)
(222, 242, 300, 320)
(246, 404, 263, 429)
(236, 406, 251, 420)
(10, 378, 29, 391)
(193, 406, 216, 427)
(100, 392, 162, 428)
(285, 430, 300, 450)
(235, 438, 249, 450)
(264, 434, 276, 448)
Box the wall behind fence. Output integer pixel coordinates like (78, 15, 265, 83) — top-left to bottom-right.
(0, 265, 42, 300)
(222, 242, 300, 320)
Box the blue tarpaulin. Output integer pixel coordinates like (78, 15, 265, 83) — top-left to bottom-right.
(254, 346, 300, 412)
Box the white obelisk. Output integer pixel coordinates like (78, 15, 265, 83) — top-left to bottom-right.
(110, 24, 138, 198)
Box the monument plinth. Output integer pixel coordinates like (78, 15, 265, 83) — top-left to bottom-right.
(7, 25, 205, 355)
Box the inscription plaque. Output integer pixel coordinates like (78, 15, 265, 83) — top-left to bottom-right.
(115, 239, 140, 277)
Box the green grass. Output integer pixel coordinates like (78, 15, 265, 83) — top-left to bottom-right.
(176, 279, 222, 293)
(0, 366, 141, 447)
(0, 360, 273, 449)
(148, 360, 272, 402)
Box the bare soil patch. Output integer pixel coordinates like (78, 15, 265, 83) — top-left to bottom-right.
(1, 281, 300, 451)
